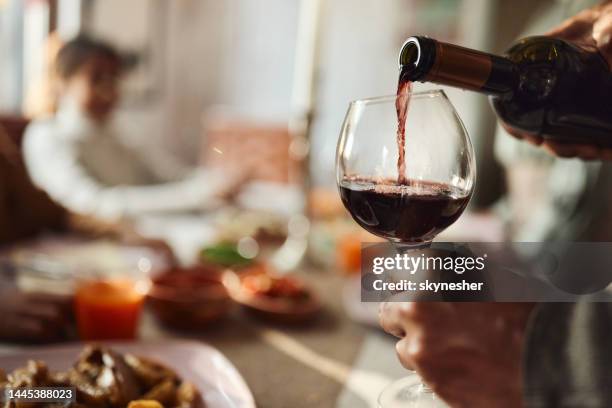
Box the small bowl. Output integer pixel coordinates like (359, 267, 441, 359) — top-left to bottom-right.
(147, 266, 233, 330)
(223, 267, 321, 323)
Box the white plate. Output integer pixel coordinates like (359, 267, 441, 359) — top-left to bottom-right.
(0, 340, 255, 408)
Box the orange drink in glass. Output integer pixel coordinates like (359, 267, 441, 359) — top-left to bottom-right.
(75, 277, 149, 340)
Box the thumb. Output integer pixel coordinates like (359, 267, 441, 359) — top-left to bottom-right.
(547, 8, 598, 42)
(592, 7, 612, 67)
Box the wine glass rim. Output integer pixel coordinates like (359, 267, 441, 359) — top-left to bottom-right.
(349, 89, 446, 106)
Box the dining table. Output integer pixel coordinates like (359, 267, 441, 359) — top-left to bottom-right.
(0, 213, 409, 408)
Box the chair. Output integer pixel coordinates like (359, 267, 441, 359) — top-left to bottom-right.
(0, 115, 30, 148)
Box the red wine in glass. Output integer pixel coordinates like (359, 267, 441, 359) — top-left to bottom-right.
(339, 68, 470, 243)
(339, 176, 470, 243)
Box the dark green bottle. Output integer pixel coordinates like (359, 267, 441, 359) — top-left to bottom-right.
(399, 36, 612, 147)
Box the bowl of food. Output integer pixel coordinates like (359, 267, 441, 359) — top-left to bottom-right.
(223, 266, 320, 323)
(147, 266, 233, 330)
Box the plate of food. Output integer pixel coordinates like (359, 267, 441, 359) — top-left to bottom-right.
(223, 266, 321, 323)
(0, 341, 255, 408)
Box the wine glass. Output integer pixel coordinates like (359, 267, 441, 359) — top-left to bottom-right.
(335, 90, 476, 407)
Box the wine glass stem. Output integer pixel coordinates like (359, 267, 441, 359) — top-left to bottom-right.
(395, 241, 432, 255)
(394, 241, 435, 395)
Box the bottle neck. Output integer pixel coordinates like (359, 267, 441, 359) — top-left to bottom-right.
(399, 36, 518, 96)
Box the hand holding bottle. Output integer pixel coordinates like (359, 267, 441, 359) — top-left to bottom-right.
(400, 2, 612, 160)
(505, 1, 612, 160)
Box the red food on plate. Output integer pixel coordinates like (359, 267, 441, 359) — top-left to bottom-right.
(241, 273, 309, 300)
(223, 267, 320, 323)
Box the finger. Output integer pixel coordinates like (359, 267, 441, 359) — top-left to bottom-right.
(499, 122, 526, 140)
(547, 8, 599, 41)
(575, 144, 602, 161)
(380, 302, 458, 338)
(407, 301, 456, 326)
(394, 328, 451, 373)
(542, 141, 578, 158)
(522, 134, 544, 146)
(542, 142, 609, 160)
(499, 122, 543, 146)
(395, 337, 419, 370)
(379, 302, 408, 338)
(415, 352, 510, 406)
(593, 8, 612, 66)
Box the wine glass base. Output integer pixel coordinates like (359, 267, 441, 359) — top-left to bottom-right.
(378, 376, 448, 408)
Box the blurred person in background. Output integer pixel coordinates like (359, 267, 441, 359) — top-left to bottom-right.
(0, 124, 174, 343)
(23, 35, 246, 221)
(381, 1, 612, 407)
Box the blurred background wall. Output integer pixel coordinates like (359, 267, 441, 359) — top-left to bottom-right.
(0, 0, 556, 206)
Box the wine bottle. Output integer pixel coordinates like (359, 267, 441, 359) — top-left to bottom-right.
(399, 36, 612, 146)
